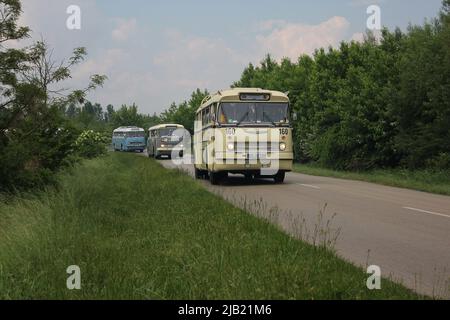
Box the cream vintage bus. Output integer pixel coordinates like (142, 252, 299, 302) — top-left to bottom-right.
(147, 124, 185, 159)
(194, 88, 294, 185)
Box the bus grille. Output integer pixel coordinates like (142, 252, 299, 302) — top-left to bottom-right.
(233, 142, 277, 152)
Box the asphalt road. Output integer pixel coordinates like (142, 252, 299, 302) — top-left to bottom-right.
(155, 157, 450, 298)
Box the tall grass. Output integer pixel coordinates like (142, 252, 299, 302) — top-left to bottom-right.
(0, 153, 422, 299)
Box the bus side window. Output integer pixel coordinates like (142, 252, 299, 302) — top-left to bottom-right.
(210, 103, 217, 123)
(203, 106, 210, 128)
(202, 108, 206, 128)
(218, 105, 227, 124)
(195, 113, 199, 130)
(196, 112, 202, 131)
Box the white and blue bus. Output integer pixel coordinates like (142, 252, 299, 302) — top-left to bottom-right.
(112, 126, 146, 153)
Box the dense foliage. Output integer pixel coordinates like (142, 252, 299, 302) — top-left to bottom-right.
(0, 0, 106, 192)
(233, 2, 450, 170)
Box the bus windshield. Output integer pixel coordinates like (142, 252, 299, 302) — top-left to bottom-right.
(126, 132, 145, 138)
(159, 128, 182, 137)
(218, 102, 289, 125)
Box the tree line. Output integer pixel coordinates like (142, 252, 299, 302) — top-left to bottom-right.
(64, 101, 160, 133)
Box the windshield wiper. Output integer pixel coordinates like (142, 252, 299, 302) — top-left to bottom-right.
(236, 111, 249, 126)
(262, 111, 278, 127)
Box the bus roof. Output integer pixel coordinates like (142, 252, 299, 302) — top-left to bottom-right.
(196, 88, 289, 113)
(113, 126, 145, 133)
(148, 124, 185, 131)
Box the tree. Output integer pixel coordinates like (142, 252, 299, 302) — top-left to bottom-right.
(1, 0, 29, 128)
(160, 88, 209, 133)
(111, 103, 146, 128)
(392, 7, 450, 168)
(105, 104, 114, 123)
(0, 0, 107, 192)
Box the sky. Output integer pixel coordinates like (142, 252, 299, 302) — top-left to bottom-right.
(9, 0, 445, 115)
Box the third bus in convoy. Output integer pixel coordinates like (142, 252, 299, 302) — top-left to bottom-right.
(193, 88, 294, 185)
(112, 126, 146, 153)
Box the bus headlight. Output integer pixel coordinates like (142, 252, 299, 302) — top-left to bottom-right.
(161, 144, 166, 148)
(279, 143, 287, 151)
(227, 143, 234, 151)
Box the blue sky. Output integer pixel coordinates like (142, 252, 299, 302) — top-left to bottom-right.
(13, 0, 444, 114)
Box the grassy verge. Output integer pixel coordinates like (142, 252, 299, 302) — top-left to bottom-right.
(293, 163, 450, 196)
(0, 153, 422, 299)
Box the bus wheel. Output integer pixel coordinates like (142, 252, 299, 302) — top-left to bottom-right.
(274, 171, 286, 184)
(195, 168, 202, 180)
(209, 172, 221, 185)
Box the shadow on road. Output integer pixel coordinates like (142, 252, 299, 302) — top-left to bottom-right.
(218, 175, 293, 187)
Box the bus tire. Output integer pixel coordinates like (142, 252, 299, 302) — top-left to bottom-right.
(274, 171, 286, 184)
(195, 168, 202, 180)
(209, 171, 220, 185)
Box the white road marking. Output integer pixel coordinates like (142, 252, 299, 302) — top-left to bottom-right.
(297, 183, 321, 190)
(403, 207, 450, 219)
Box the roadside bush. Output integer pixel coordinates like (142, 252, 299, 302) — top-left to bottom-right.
(425, 152, 450, 170)
(74, 130, 109, 159)
(0, 113, 79, 192)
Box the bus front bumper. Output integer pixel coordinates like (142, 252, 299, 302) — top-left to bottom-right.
(157, 148, 184, 156)
(212, 152, 293, 172)
(125, 145, 145, 151)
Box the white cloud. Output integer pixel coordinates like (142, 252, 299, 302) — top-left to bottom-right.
(72, 49, 128, 79)
(256, 16, 351, 60)
(152, 31, 248, 95)
(112, 18, 138, 42)
(71, 48, 167, 112)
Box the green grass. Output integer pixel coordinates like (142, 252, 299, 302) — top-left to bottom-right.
(294, 163, 450, 196)
(0, 153, 423, 299)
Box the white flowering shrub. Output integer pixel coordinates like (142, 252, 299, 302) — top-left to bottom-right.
(75, 130, 109, 159)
